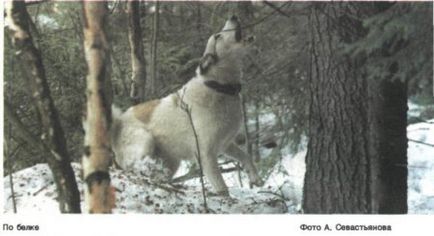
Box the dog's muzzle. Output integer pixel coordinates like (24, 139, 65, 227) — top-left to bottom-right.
(230, 15, 242, 42)
(223, 15, 242, 42)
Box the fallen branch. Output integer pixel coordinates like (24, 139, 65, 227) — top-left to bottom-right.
(408, 139, 434, 147)
(33, 182, 53, 196)
(171, 167, 240, 183)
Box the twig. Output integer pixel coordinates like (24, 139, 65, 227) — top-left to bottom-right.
(258, 189, 289, 209)
(409, 139, 434, 147)
(179, 92, 209, 213)
(263, 1, 292, 18)
(171, 166, 240, 183)
(149, 182, 186, 195)
(241, 2, 291, 30)
(409, 117, 434, 124)
(6, 61, 18, 213)
(258, 190, 287, 201)
(7, 146, 18, 213)
(33, 182, 52, 196)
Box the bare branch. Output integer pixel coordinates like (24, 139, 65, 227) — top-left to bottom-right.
(172, 167, 240, 184)
(180, 93, 209, 212)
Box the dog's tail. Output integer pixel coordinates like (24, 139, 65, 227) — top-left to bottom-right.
(111, 104, 123, 121)
(110, 105, 124, 168)
(110, 104, 123, 144)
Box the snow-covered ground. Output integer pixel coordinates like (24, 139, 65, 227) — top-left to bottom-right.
(407, 119, 434, 214)
(3, 162, 293, 214)
(3, 119, 433, 214)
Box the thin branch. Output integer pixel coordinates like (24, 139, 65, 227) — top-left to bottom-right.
(263, 1, 292, 18)
(5, 142, 23, 213)
(408, 139, 434, 147)
(409, 117, 434, 124)
(180, 92, 209, 212)
(33, 182, 53, 196)
(171, 167, 240, 184)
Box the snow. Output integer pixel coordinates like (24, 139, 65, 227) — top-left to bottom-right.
(407, 119, 434, 214)
(3, 163, 292, 214)
(3, 119, 433, 214)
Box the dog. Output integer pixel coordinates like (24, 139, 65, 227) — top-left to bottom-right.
(110, 16, 263, 196)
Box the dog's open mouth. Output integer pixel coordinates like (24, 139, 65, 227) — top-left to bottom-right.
(223, 15, 242, 42)
(230, 15, 242, 42)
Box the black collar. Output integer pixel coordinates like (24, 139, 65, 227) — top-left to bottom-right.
(204, 80, 241, 96)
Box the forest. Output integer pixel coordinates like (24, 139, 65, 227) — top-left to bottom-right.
(3, 1, 434, 214)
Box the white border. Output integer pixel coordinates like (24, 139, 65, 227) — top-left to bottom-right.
(1, 0, 6, 217)
(1, 1, 434, 236)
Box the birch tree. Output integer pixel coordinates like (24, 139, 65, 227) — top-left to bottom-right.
(82, 1, 115, 213)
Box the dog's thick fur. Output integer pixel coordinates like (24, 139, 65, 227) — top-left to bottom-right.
(110, 16, 263, 195)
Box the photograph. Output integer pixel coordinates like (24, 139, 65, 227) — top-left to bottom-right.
(2, 0, 433, 220)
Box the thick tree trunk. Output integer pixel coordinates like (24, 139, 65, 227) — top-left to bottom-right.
(149, 1, 160, 97)
(6, 1, 81, 213)
(82, 2, 115, 213)
(127, 0, 147, 104)
(303, 3, 408, 214)
(303, 4, 371, 213)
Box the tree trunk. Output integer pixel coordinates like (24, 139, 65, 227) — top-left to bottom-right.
(82, 1, 115, 214)
(369, 4, 408, 214)
(127, 0, 147, 104)
(254, 99, 261, 162)
(6, 1, 81, 213)
(370, 69, 408, 214)
(303, 4, 372, 213)
(303, 3, 408, 214)
(241, 95, 253, 157)
(149, 1, 160, 97)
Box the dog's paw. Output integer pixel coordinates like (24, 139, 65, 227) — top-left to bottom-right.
(208, 189, 230, 197)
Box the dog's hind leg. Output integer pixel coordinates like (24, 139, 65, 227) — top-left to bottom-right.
(111, 121, 155, 171)
(224, 143, 264, 187)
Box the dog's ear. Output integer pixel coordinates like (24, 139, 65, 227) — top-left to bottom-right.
(199, 53, 218, 74)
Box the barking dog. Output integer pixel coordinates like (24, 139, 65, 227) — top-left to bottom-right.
(110, 16, 263, 196)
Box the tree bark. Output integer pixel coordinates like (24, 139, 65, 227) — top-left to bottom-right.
(6, 1, 81, 213)
(127, 0, 147, 104)
(82, 1, 115, 213)
(303, 3, 408, 214)
(303, 4, 372, 213)
(149, 1, 160, 97)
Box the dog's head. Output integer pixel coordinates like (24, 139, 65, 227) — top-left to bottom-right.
(198, 15, 254, 75)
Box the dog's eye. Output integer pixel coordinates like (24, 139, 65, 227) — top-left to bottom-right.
(214, 34, 221, 40)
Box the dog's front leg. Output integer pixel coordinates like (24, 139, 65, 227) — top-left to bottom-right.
(201, 153, 229, 196)
(224, 143, 264, 188)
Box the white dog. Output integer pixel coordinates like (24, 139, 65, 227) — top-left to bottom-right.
(110, 16, 263, 196)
